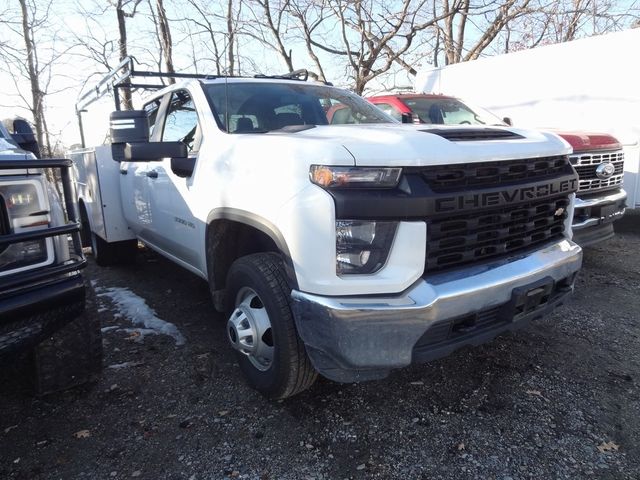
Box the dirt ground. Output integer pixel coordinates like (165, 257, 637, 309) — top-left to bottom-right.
(1, 212, 639, 480)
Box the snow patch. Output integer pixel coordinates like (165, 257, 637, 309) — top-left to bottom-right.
(107, 361, 145, 369)
(94, 285, 185, 345)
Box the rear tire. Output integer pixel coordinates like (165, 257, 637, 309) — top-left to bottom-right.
(226, 253, 317, 399)
(79, 203, 91, 248)
(91, 232, 137, 266)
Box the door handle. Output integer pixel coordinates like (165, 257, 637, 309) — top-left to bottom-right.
(146, 170, 158, 179)
(119, 169, 127, 175)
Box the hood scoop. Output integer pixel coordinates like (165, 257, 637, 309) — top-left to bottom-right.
(421, 128, 524, 141)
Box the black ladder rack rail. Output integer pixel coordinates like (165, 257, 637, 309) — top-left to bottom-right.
(75, 57, 319, 147)
(75, 56, 217, 147)
(0, 158, 86, 292)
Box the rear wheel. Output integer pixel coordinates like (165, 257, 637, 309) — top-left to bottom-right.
(79, 203, 91, 248)
(226, 253, 317, 399)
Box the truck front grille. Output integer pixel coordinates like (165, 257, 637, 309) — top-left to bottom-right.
(426, 196, 569, 272)
(569, 150, 624, 193)
(420, 155, 570, 191)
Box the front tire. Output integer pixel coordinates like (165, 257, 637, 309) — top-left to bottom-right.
(226, 253, 317, 399)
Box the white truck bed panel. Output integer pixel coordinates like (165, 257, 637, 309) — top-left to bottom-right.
(71, 145, 135, 242)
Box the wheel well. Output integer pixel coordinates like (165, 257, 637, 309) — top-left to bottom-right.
(206, 219, 282, 293)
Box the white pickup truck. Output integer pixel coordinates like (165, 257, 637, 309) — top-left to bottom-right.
(71, 61, 582, 399)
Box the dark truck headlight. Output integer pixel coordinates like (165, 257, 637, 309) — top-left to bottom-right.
(336, 221, 397, 275)
(0, 181, 51, 273)
(309, 166, 402, 275)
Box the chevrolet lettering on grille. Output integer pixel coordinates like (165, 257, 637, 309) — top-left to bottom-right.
(434, 177, 578, 214)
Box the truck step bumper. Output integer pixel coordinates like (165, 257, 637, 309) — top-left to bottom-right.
(291, 239, 582, 383)
(572, 189, 626, 246)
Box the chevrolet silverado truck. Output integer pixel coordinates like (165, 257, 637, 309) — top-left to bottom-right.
(367, 93, 626, 245)
(0, 118, 101, 394)
(71, 59, 582, 399)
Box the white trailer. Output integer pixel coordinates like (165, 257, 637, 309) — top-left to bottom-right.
(414, 28, 640, 209)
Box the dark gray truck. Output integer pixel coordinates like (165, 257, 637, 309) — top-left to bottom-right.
(0, 119, 101, 393)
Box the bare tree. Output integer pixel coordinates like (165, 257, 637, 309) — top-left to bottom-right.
(108, 0, 143, 109)
(301, 0, 454, 93)
(154, 0, 175, 81)
(244, 0, 294, 72)
(289, 0, 328, 81)
(178, 0, 244, 75)
(431, 0, 640, 64)
(0, 0, 74, 157)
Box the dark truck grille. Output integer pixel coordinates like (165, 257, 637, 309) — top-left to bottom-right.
(569, 150, 624, 193)
(417, 156, 574, 273)
(426, 196, 568, 271)
(421, 155, 568, 191)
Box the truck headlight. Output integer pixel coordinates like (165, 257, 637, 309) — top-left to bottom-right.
(310, 166, 402, 189)
(0, 240, 48, 272)
(336, 220, 397, 275)
(0, 181, 51, 273)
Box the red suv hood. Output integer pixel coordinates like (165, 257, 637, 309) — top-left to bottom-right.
(549, 130, 621, 153)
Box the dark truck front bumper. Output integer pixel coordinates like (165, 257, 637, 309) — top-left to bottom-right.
(0, 271, 85, 356)
(572, 189, 627, 246)
(0, 157, 86, 357)
(291, 238, 582, 383)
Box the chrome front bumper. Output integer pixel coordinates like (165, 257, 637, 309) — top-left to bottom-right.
(291, 239, 582, 382)
(572, 189, 626, 246)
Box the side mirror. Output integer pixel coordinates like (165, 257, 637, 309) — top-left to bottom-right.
(400, 112, 414, 124)
(124, 141, 188, 162)
(110, 110, 188, 163)
(11, 119, 41, 158)
(503, 117, 513, 126)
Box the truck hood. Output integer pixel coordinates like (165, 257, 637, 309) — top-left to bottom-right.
(0, 138, 36, 175)
(286, 124, 570, 166)
(0, 138, 31, 160)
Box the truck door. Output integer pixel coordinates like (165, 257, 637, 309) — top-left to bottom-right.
(145, 89, 201, 266)
(120, 98, 163, 238)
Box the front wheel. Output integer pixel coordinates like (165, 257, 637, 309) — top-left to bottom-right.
(226, 253, 317, 399)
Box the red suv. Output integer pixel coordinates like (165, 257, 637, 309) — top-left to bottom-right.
(367, 93, 505, 125)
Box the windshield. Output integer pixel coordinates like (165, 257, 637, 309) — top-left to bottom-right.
(402, 97, 505, 126)
(0, 122, 8, 140)
(204, 82, 395, 133)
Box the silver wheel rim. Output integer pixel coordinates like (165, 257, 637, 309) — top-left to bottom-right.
(227, 287, 274, 371)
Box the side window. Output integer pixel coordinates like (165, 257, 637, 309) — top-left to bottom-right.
(162, 90, 201, 152)
(144, 98, 161, 137)
(374, 102, 402, 121)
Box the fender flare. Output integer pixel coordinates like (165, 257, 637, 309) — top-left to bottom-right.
(206, 208, 299, 289)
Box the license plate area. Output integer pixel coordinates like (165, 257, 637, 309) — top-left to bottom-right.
(500, 277, 555, 322)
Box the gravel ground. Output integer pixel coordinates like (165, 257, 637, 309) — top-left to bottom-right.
(1, 212, 639, 480)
